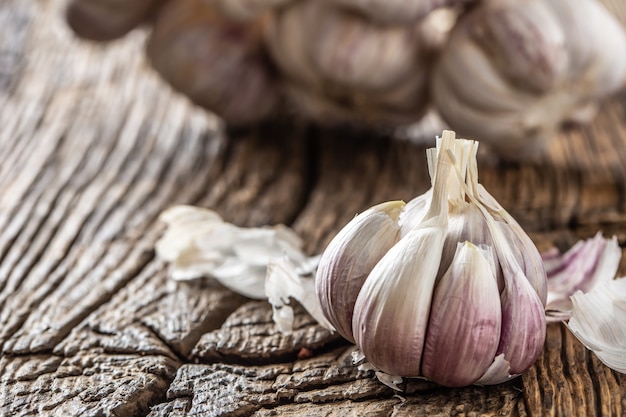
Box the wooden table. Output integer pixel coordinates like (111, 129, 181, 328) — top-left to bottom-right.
(1, 1, 625, 415)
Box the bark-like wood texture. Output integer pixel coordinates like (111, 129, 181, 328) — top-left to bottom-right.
(1, 1, 626, 416)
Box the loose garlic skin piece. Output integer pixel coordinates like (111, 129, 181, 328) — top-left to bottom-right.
(265, 0, 431, 126)
(317, 132, 547, 387)
(432, 0, 626, 161)
(66, 0, 157, 41)
(147, 0, 278, 126)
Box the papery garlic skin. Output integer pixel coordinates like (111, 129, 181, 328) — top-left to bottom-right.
(567, 278, 626, 373)
(317, 131, 548, 387)
(315, 201, 405, 342)
(432, 0, 626, 161)
(544, 233, 621, 321)
(155, 205, 306, 300)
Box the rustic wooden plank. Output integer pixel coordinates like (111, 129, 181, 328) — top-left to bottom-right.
(2, 0, 626, 416)
(150, 346, 522, 417)
(0, 352, 179, 416)
(192, 301, 340, 364)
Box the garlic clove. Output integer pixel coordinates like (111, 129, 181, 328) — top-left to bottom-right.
(422, 242, 502, 387)
(496, 220, 548, 306)
(567, 278, 626, 373)
(315, 200, 405, 342)
(265, 0, 431, 127)
(352, 224, 447, 377)
(496, 250, 547, 375)
(439, 203, 499, 287)
(310, 5, 421, 91)
(474, 0, 568, 92)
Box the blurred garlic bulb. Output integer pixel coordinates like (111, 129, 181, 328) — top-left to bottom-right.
(316, 131, 547, 387)
(209, 0, 296, 20)
(432, 0, 626, 161)
(265, 0, 431, 126)
(147, 0, 278, 125)
(66, 0, 157, 41)
(328, 0, 474, 25)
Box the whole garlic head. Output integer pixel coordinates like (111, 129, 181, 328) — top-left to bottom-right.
(316, 131, 547, 387)
(432, 0, 626, 161)
(147, 0, 278, 126)
(265, 0, 431, 126)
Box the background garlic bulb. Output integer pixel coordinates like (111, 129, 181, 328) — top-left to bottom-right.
(265, 0, 431, 126)
(146, 0, 279, 126)
(316, 132, 547, 387)
(65, 0, 626, 159)
(432, 0, 626, 160)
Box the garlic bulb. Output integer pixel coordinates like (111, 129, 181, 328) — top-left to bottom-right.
(316, 131, 547, 387)
(328, 0, 474, 25)
(432, 0, 626, 161)
(66, 0, 157, 41)
(147, 0, 278, 126)
(265, 0, 430, 126)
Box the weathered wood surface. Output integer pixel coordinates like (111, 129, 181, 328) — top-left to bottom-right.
(1, 1, 626, 416)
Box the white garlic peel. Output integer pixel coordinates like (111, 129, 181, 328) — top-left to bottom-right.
(432, 0, 626, 161)
(155, 205, 308, 299)
(567, 278, 626, 373)
(265, 256, 334, 333)
(316, 130, 547, 387)
(155, 205, 334, 332)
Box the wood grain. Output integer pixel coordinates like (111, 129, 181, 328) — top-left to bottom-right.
(1, 0, 626, 416)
